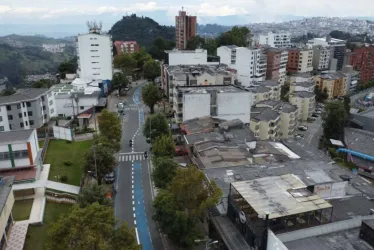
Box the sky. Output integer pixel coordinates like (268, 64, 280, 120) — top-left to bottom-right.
(1, 0, 374, 36)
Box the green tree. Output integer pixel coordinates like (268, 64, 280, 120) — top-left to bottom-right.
(143, 113, 169, 140)
(132, 47, 152, 69)
(281, 83, 290, 102)
(322, 101, 348, 140)
(78, 184, 112, 208)
(93, 134, 120, 153)
(0, 89, 15, 96)
(31, 79, 54, 88)
(111, 72, 130, 95)
(143, 59, 161, 81)
(98, 109, 122, 145)
(152, 134, 175, 158)
(216, 26, 251, 47)
(141, 83, 162, 114)
(148, 37, 174, 60)
(84, 144, 116, 185)
(113, 54, 137, 75)
(59, 58, 77, 78)
(343, 95, 351, 117)
(186, 36, 205, 50)
(47, 203, 140, 250)
(152, 157, 178, 189)
(315, 86, 329, 103)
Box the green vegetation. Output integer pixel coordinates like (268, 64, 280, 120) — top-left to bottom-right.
(78, 184, 112, 208)
(12, 200, 33, 221)
(45, 140, 92, 186)
(143, 113, 169, 140)
(143, 59, 161, 81)
(152, 157, 178, 189)
(109, 14, 174, 49)
(315, 86, 329, 103)
(25, 202, 73, 250)
(38, 140, 44, 148)
(322, 101, 348, 140)
(152, 135, 175, 158)
(141, 83, 162, 114)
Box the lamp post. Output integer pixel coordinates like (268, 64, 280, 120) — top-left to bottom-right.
(194, 239, 219, 250)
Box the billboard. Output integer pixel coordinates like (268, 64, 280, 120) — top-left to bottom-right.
(314, 183, 332, 198)
(314, 181, 347, 198)
(53, 126, 74, 141)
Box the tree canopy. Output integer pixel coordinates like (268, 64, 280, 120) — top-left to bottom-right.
(113, 54, 137, 74)
(152, 134, 175, 158)
(148, 37, 175, 60)
(314, 86, 329, 103)
(93, 134, 120, 153)
(31, 79, 55, 88)
(141, 83, 162, 114)
(132, 48, 152, 69)
(143, 59, 161, 81)
(322, 101, 348, 140)
(98, 109, 122, 145)
(58, 57, 77, 78)
(152, 157, 178, 189)
(143, 113, 169, 140)
(78, 184, 112, 208)
(216, 26, 251, 47)
(111, 72, 130, 95)
(47, 203, 140, 250)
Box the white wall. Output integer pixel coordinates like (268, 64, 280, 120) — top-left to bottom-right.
(168, 49, 209, 66)
(55, 94, 99, 117)
(77, 33, 113, 80)
(267, 230, 289, 250)
(182, 93, 210, 121)
(47, 91, 56, 118)
(0, 105, 10, 132)
(216, 92, 251, 123)
(217, 46, 232, 65)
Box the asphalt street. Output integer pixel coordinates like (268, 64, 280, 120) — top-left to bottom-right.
(114, 82, 164, 250)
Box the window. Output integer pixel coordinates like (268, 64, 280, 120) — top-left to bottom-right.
(24, 112, 26, 116)
(50, 108, 54, 114)
(6, 105, 11, 111)
(0, 116, 2, 122)
(29, 120, 34, 126)
(18, 113, 22, 118)
(44, 114, 47, 119)
(17, 103, 21, 109)
(41, 96, 45, 102)
(20, 122, 24, 128)
(42, 105, 46, 111)
(0, 126, 4, 132)
(8, 115, 12, 120)
(28, 111, 33, 116)
(80, 106, 84, 110)
(9, 124, 13, 130)
(22, 102, 25, 108)
(26, 102, 31, 107)
(25, 121, 28, 126)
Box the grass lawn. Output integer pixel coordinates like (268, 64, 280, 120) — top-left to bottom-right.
(45, 140, 92, 186)
(25, 202, 73, 250)
(12, 199, 33, 221)
(38, 140, 44, 149)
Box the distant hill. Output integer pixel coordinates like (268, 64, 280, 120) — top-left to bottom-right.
(109, 14, 175, 48)
(0, 34, 74, 47)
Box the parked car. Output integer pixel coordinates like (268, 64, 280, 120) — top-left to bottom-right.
(104, 172, 115, 184)
(308, 117, 317, 122)
(312, 113, 319, 117)
(295, 133, 304, 139)
(298, 125, 308, 131)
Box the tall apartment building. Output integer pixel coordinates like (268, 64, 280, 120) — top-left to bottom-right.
(263, 48, 288, 84)
(173, 85, 251, 123)
(76, 27, 113, 80)
(308, 37, 346, 70)
(312, 45, 331, 71)
(254, 32, 291, 48)
(314, 72, 348, 99)
(0, 89, 55, 132)
(287, 48, 314, 74)
(175, 9, 196, 50)
(289, 91, 316, 121)
(114, 41, 139, 54)
(217, 46, 267, 86)
(342, 65, 360, 93)
(349, 46, 374, 84)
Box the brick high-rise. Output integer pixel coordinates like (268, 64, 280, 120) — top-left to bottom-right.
(349, 46, 374, 84)
(175, 8, 196, 50)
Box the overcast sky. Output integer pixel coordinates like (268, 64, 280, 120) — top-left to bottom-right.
(1, 0, 374, 26)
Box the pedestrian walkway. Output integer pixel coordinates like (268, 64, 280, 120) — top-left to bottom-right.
(123, 113, 130, 123)
(5, 221, 29, 250)
(118, 153, 146, 162)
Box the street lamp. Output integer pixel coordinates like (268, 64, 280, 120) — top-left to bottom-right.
(194, 239, 219, 250)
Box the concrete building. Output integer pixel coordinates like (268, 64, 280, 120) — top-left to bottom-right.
(0, 176, 15, 250)
(0, 129, 40, 169)
(287, 48, 313, 74)
(290, 80, 315, 94)
(164, 49, 219, 66)
(308, 37, 346, 70)
(0, 89, 55, 132)
(288, 72, 313, 84)
(289, 91, 316, 121)
(264, 48, 288, 84)
(161, 64, 236, 102)
(217, 46, 267, 86)
(312, 45, 331, 71)
(254, 32, 291, 48)
(314, 72, 348, 99)
(76, 28, 113, 81)
(349, 46, 374, 84)
(246, 80, 281, 105)
(114, 41, 139, 54)
(250, 100, 298, 140)
(173, 85, 252, 123)
(342, 65, 360, 93)
(175, 8, 196, 50)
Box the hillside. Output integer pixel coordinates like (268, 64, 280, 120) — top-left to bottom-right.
(0, 34, 74, 48)
(109, 14, 175, 48)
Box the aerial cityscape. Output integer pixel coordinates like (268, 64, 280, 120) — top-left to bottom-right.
(1, 3, 374, 250)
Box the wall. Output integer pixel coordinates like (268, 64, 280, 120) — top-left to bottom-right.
(267, 230, 289, 250)
(55, 94, 99, 117)
(0, 191, 14, 238)
(0, 105, 10, 132)
(182, 93, 210, 121)
(77, 33, 113, 80)
(217, 47, 232, 66)
(168, 50, 208, 65)
(216, 92, 251, 123)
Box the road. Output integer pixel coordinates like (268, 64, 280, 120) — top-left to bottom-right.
(114, 82, 164, 250)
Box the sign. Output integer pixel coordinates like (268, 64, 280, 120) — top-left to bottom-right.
(239, 211, 246, 224)
(330, 181, 348, 198)
(314, 183, 332, 198)
(53, 126, 74, 141)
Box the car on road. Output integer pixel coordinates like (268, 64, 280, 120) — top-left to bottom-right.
(295, 133, 304, 139)
(308, 117, 317, 122)
(104, 172, 115, 184)
(312, 113, 319, 117)
(298, 125, 308, 131)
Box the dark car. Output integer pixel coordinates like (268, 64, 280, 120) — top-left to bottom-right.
(104, 172, 115, 184)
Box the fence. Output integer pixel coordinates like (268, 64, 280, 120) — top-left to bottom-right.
(40, 135, 50, 164)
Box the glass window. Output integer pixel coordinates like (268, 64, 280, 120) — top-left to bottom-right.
(22, 102, 25, 107)
(28, 111, 33, 116)
(8, 115, 12, 120)
(16, 103, 21, 109)
(6, 105, 11, 111)
(0, 126, 4, 132)
(0, 116, 2, 122)
(26, 102, 31, 107)
(18, 113, 22, 118)
(29, 120, 34, 126)
(25, 121, 28, 126)
(20, 122, 24, 128)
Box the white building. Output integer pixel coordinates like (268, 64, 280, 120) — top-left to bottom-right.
(279, 50, 288, 84)
(255, 32, 291, 48)
(173, 85, 252, 124)
(217, 46, 267, 86)
(164, 49, 219, 66)
(312, 45, 331, 71)
(76, 29, 113, 81)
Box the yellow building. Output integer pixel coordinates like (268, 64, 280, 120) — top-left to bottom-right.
(314, 72, 348, 99)
(248, 80, 281, 105)
(0, 176, 15, 249)
(289, 91, 316, 121)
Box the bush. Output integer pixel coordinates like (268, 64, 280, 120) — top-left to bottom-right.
(66, 140, 72, 144)
(64, 161, 72, 166)
(60, 175, 68, 182)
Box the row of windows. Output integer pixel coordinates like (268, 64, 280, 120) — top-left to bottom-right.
(0, 150, 29, 160)
(90, 50, 98, 52)
(92, 62, 99, 64)
(5, 120, 36, 131)
(7, 102, 31, 111)
(91, 44, 99, 46)
(91, 56, 100, 58)
(89, 38, 98, 40)
(7, 111, 33, 121)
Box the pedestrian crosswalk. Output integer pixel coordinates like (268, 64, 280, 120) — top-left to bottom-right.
(118, 153, 146, 162)
(123, 113, 129, 122)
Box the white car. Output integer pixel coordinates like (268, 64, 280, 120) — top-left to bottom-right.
(298, 125, 308, 131)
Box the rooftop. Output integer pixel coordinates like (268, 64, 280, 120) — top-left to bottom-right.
(0, 88, 49, 105)
(344, 128, 374, 170)
(231, 174, 332, 219)
(180, 116, 216, 135)
(253, 80, 280, 87)
(251, 108, 280, 122)
(166, 64, 234, 78)
(292, 91, 315, 98)
(177, 85, 245, 94)
(292, 81, 314, 88)
(319, 71, 347, 80)
(350, 107, 374, 133)
(0, 129, 34, 144)
(255, 100, 298, 114)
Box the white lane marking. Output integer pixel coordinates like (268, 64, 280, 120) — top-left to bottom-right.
(135, 228, 140, 244)
(119, 152, 144, 155)
(133, 207, 135, 211)
(133, 212, 136, 217)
